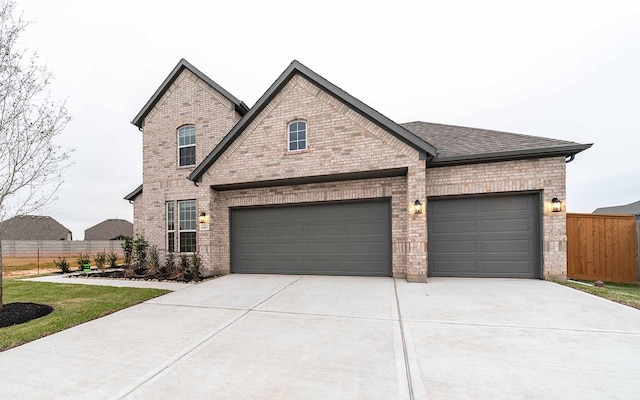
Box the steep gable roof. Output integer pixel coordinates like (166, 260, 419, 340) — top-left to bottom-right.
(1, 215, 72, 240)
(593, 200, 640, 216)
(84, 219, 133, 240)
(188, 60, 438, 183)
(401, 121, 592, 167)
(131, 59, 249, 129)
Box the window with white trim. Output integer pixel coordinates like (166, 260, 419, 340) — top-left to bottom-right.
(178, 125, 196, 166)
(288, 121, 307, 151)
(166, 201, 175, 252)
(178, 200, 196, 253)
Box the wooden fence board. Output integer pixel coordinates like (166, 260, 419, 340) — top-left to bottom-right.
(567, 213, 638, 282)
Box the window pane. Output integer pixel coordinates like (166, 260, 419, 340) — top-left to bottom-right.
(167, 232, 175, 253)
(289, 142, 297, 151)
(166, 202, 174, 231)
(179, 200, 196, 231)
(298, 131, 306, 140)
(298, 121, 306, 131)
(298, 140, 306, 150)
(179, 146, 196, 166)
(179, 232, 196, 253)
(179, 126, 196, 146)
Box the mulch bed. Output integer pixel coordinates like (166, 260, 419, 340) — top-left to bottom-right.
(0, 303, 54, 328)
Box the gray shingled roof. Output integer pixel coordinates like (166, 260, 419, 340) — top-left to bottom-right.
(593, 200, 640, 216)
(124, 184, 142, 201)
(84, 219, 133, 240)
(401, 121, 592, 166)
(0, 215, 72, 240)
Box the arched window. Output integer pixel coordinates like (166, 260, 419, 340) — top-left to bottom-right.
(178, 125, 196, 166)
(288, 121, 307, 151)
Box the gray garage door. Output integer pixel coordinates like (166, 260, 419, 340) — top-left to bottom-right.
(428, 193, 540, 278)
(231, 200, 391, 276)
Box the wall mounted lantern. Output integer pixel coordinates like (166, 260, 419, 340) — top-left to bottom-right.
(199, 212, 207, 223)
(413, 199, 423, 215)
(551, 198, 562, 213)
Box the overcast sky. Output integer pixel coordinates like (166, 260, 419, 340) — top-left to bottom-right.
(15, 0, 640, 239)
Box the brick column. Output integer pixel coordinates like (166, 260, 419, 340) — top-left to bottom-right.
(405, 162, 427, 282)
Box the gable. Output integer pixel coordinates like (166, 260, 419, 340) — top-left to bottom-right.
(201, 74, 423, 186)
(189, 60, 437, 183)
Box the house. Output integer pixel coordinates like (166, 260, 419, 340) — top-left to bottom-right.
(125, 59, 591, 282)
(593, 200, 640, 218)
(0, 215, 72, 240)
(84, 218, 133, 240)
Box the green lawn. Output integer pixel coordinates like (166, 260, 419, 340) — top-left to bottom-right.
(562, 280, 640, 310)
(0, 279, 169, 351)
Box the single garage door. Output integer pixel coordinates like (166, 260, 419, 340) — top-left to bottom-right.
(231, 199, 391, 276)
(428, 193, 541, 278)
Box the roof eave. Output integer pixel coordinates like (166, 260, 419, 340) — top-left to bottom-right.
(429, 143, 593, 167)
(124, 184, 142, 201)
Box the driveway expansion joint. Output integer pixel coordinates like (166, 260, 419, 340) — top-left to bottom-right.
(406, 319, 640, 335)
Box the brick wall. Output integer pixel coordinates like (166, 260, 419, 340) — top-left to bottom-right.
(135, 69, 242, 267)
(425, 157, 567, 279)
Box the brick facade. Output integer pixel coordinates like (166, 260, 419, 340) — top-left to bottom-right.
(425, 157, 568, 280)
(131, 62, 571, 282)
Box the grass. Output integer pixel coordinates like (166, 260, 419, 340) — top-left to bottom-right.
(0, 278, 169, 351)
(562, 280, 640, 310)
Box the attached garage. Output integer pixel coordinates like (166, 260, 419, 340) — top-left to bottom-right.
(428, 193, 541, 278)
(230, 199, 391, 276)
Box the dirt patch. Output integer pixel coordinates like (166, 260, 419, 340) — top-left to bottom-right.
(0, 303, 54, 328)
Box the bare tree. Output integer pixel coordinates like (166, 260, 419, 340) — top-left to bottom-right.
(0, 0, 71, 309)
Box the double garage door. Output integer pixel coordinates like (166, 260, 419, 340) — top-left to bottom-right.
(428, 193, 541, 278)
(231, 200, 391, 277)
(230, 193, 541, 279)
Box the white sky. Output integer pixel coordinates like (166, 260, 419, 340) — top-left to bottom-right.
(15, 0, 640, 239)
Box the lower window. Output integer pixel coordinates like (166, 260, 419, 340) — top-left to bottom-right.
(178, 200, 197, 253)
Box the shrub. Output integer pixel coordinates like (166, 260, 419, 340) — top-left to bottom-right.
(179, 254, 189, 272)
(164, 252, 175, 273)
(54, 257, 70, 273)
(122, 236, 133, 266)
(94, 252, 107, 273)
(133, 235, 149, 268)
(148, 245, 159, 274)
(107, 252, 119, 268)
(190, 253, 202, 281)
(77, 254, 91, 271)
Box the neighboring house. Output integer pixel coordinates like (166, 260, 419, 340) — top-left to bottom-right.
(125, 59, 591, 282)
(84, 219, 133, 240)
(0, 215, 72, 240)
(593, 200, 640, 218)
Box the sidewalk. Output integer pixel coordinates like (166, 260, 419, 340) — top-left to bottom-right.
(23, 273, 193, 291)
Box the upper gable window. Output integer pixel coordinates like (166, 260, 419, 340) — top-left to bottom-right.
(288, 121, 307, 151)
(178, 125, 196, 166)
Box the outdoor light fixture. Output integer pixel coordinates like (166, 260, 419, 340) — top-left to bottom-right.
(413, 199, 423, 215)
(551, 198, 562, 213)
(199, 212, 207, 223)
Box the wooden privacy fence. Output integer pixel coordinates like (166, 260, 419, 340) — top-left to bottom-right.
(567, 213, 639, 282)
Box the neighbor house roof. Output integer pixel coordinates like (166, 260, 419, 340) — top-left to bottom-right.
(401, 121, 592, 167)
(0, 215, 72, 240)
(188, 60, 439, 183)
(593, 200, 640, 216)
(84, 219, 133, 240)
(124, 184, 142, 201)
(131, 59, 249, 129)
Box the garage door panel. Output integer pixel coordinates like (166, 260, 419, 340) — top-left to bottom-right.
(428, 193, 540, 278)
(231, 200, 391, 276)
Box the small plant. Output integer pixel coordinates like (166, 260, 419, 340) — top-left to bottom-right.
(190, 253, 202, 281)
(148, 245, 159, 274)
(54, 257, 70, 273)
(122, 236, 133, 266)
(94, 252, 107, 273)
(133, 235, 149, 268)
(77, 254, 91, 271)
(164, 252, 175, 274)
(107, 252, 119, 268)
(179, 254, 189, 272)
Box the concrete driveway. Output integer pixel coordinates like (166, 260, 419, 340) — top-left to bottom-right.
(1, 275, 639, 399)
